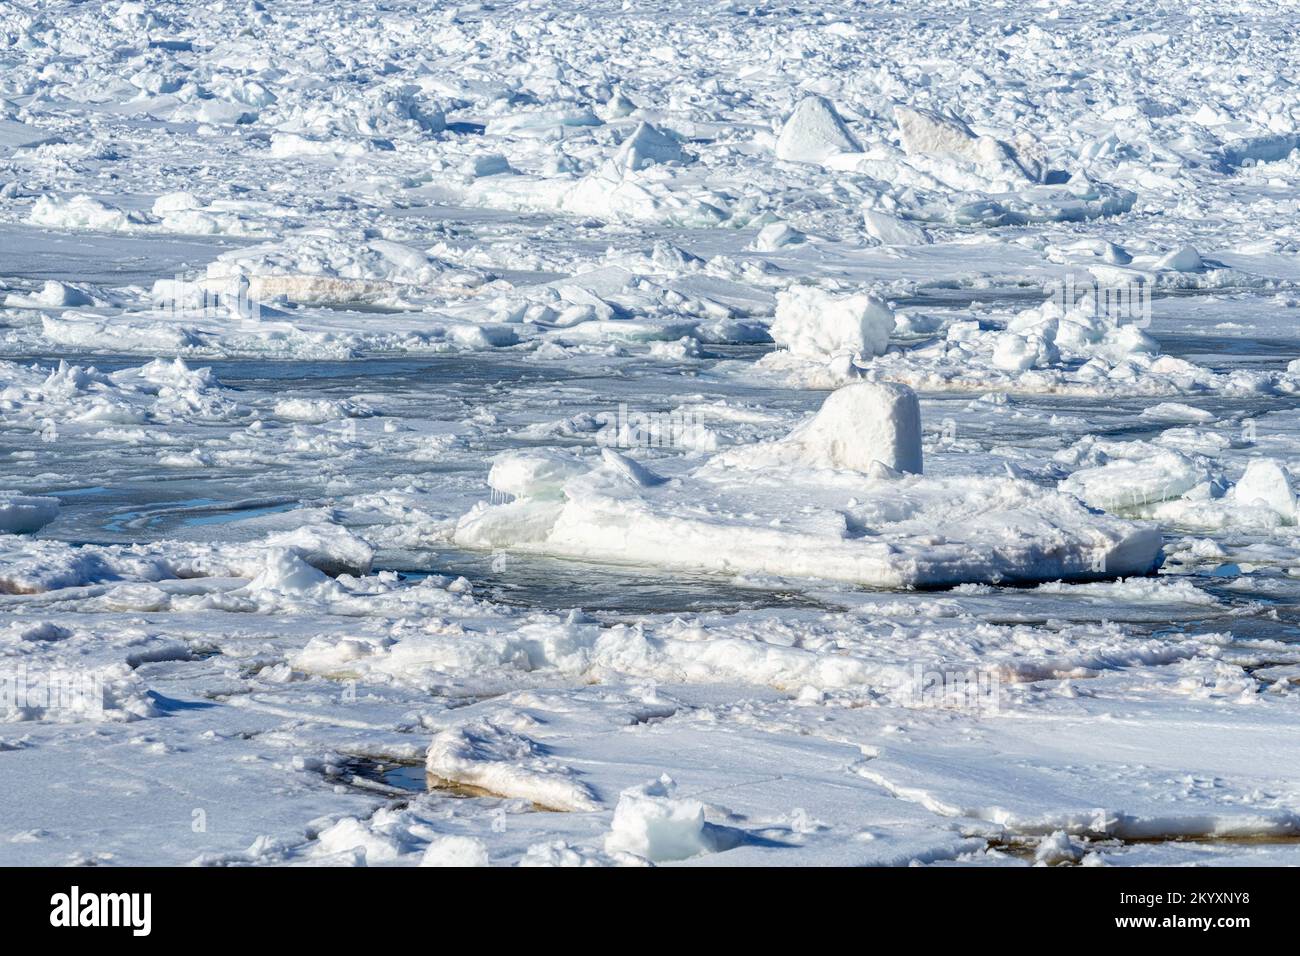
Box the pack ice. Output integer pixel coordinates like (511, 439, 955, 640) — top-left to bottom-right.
(4, 0, 1300, 871)
(456, 382, 1162, 587)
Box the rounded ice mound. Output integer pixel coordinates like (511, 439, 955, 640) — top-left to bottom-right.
(714, 381, 923, 475)
(27, 194, 144, 232)
(244, 549, 337, 597)
(3, 280, 94, 309)
(0, 494, 59, 535)
(751, 221, 806, 251)
(992, 329, 1059, 371)
(770, 286, 895, 359)
(775, 95, 861, 164)
(488, 450, 588, 500)
(262, 523, 375, 576)
(603, 775, 716, 863)
(1156, 244, 1204, 273)
(797, 381, 923, 475)
(1231, 459, 1296, 521)
(615, 121, 688, 171)
(420, 836, 489, 867)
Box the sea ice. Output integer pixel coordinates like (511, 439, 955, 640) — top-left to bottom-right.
(775, 95, 861, 164)
(0, 494, 59, 535)
(769, 286, 895, 360)
(455, 383, 1161, 587)
(5, 0, 1300, 871)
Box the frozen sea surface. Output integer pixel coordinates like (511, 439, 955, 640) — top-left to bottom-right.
(3, 0, 1300, 866)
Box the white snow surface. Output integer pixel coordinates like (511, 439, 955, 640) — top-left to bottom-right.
(2, 0, 1300, 868)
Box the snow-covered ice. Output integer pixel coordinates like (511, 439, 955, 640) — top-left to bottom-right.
(0, 493, 59, 535)
(454, 383, 1162, 587)
(3, 0, 1300, 868)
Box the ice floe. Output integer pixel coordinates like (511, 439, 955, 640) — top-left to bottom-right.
(5, 0, 1300, 870)
(456, 382, 1162, 586)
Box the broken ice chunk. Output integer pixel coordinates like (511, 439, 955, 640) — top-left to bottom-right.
(769, 285, 895, 360)
(775, 95, 861, 163)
